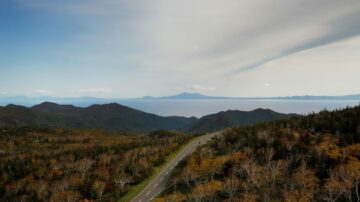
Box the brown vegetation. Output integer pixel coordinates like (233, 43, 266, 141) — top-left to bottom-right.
(157, 106, 360, 201)
(0, 128, 193, 201)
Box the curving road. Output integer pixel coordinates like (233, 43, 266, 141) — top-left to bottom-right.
(129, 132, 220, 202)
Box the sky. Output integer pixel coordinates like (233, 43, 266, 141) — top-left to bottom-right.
(1, 0, 360, 98)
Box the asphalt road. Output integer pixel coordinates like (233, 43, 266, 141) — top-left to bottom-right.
(129, 132, 220, 202)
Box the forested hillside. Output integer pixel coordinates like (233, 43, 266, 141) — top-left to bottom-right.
(0, 102, 296, 133)
(0, 128, 194, 201)
(157, 106, 360, 201)
(0, 103, 196, 132)
(189, 108, 296, 132)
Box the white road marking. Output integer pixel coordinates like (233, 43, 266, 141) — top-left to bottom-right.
(146, 191, 151, 196)
(154, 183, 158, 188)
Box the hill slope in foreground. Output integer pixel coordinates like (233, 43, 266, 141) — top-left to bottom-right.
(0, 128, 194, 201)
(0, 102, 295, 132)
(157, 105, 360, 202)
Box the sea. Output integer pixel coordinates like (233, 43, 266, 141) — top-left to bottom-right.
(1, 98, 359, 118)
(117, 99, 360, 117)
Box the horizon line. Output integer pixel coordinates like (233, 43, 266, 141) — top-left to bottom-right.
(0, 91, 360, 100)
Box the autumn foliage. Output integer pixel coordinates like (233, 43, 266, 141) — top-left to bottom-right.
(0, 128, 192, 201)
(157, 106, 360, 201)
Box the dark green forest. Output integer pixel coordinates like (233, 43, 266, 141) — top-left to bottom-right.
(0, 102, 295, 133)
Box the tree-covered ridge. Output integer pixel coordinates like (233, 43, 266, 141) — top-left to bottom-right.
(157, 106, 360, 202)
(189, 108, 296, 132)
(0, 102, 296, 133)
(0, 103, 196, 132)
(0, 127, 194, 202)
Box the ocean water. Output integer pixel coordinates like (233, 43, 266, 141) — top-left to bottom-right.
(117, 99, 360, 117)
(1, 98, 358, 118)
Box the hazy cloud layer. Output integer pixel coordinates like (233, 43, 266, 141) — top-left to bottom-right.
(33, 89, 52, 95)
(190, 85, 216, 92)
(74, 88, 113, 94)
(136, 0, 360, 76)
(2, 0, 360, 97)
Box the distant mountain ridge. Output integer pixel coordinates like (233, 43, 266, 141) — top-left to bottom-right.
(278, 94, 360, 100)
(1, 93, 359, 107)
(0, 102, 297, 132)
(141, 92, 360, 100)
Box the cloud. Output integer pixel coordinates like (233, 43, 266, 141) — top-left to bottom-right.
(33, 89, 52, 95)
(16, 0, 360, 77)
(190, 85, 216, 92)
(74, 88, 113, 93)
(135, 0, 360, 77)
(219, 36, 360, 97)
(263, 83, 270, 87)
(8, 0, 360, 97)
(173, 87, 185, 92)
(173, 85, 216, 93)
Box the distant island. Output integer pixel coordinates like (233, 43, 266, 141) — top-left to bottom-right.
(141, 92, 360, 100)
(141, 92, 227, 99)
